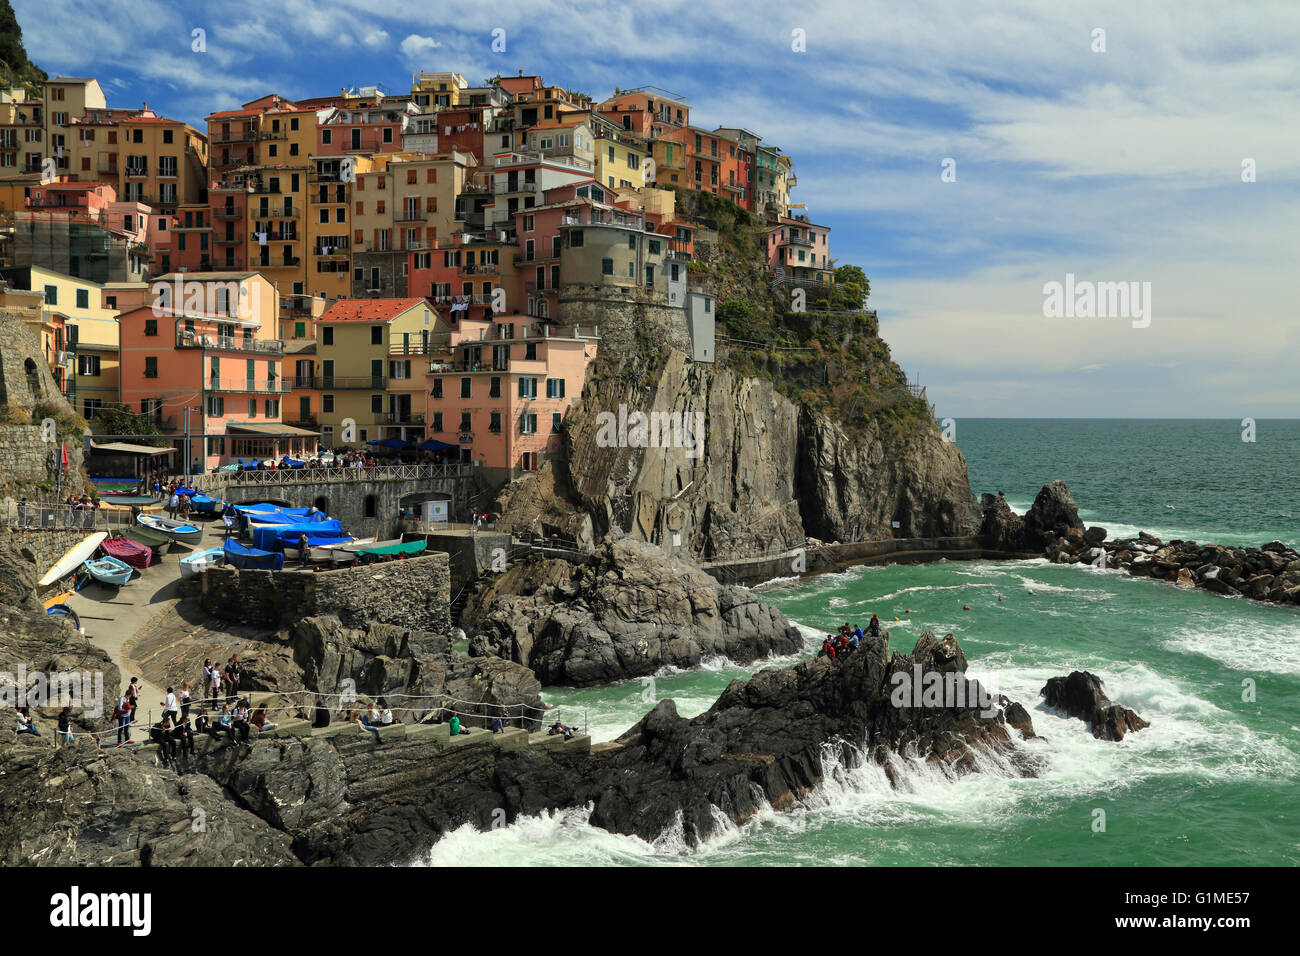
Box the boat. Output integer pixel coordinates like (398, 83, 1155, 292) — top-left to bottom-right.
(223, 538, 285, 571)
(332, 538, 426, 564)
(136, 513, 204, 545)
(179, 547, 225, 578)
(189, 493, 225, 514)
(123, 524, 173, 554)
(250, 519, 347, 553)
(45, 603, 80, 630)
(237, 504, 329, 524)
(41, 590, 73, 610)
(101, 535, 153, 569)
(82, 555, 135, 587)
(38, 532, 109, 587)
(284, 536, 374, 563)
(357, 539, 427, 560)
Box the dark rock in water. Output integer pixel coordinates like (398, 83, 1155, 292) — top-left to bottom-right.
(467, 537, 803, 685)
(1138, 531, 1162, 545)
(1040, 671, 1149, 741)
(1022, 480, 1084, 548)
(1084, 526, 1107, 546)
(979, 481, 1084, 552)
(979, 492, 1026, 552)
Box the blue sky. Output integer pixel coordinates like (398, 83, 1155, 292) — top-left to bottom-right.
(15, 0, 1300, 417)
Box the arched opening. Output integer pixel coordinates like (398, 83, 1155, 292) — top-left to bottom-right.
(313, 496, 330, 513)
(363, 494, 377, 518)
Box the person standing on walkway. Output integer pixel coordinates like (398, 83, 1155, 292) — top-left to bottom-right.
(167, 489, 180, 519)
(124, 678, 140, 725)
(57, 706, 75, 747)
(224, 658, 241, 705)
(179, 681, 192, 721)
(162, 687, 178, 725)
(113, 696, 133, 745)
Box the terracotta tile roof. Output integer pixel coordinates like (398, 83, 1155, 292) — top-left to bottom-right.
(318, 298, 428, 323)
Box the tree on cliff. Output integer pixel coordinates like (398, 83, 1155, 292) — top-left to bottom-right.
(0, 0, 46, 88)
(833, 264, 871, 310)
(91, 405, 168, 447)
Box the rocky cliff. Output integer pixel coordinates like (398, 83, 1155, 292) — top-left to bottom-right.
(465, 535, 804, 685)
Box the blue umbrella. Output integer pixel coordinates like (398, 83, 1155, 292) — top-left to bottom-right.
(367, 437, 412, 449)
(418, 438, 458, 451)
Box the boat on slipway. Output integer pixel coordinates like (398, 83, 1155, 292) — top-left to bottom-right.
(37, 532, 109, 587)
(136, 513, 203, 545)
(179, 547, 225, 578)
(82, 555, 134, 587)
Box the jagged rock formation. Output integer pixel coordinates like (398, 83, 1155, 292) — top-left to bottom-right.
(556, 351, 981, 563)
(465, 536, 804, 685)
(193, 629, 1041, 863)
(979, 480, 1085, 553)
(797, 407, 981, 541)
(1040, 671, 1149, 741)
(290, 616, 545, 725)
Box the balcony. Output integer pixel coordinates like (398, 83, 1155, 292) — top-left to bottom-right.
(214, 130, 257, 144)
(395, 210, 428, 223)
(177, 331, 284, 354)
(205, 378, 291, 394)
(97, 164, 119, 177)
(214, 234, 241, 244)
(785, 235, 814, 247)
(513, 252, 559, 266)
(559, 209, 645, 230)
(312, 375, 388, 390)
(460, 263, 500, 275)
(250, 231, 301, 243)
(380, 411, 425, 425)
(245, 182, 282, 195)
(250, 204, 300, 219)
(254, 256, 302, 268)
(286, 415, 317, 427)
(213, 207, 240, 219)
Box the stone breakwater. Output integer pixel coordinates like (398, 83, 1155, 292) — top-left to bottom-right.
(1049, 529, 1300, 606)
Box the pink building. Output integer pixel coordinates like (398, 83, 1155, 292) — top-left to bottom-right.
(423, 313, 598, 480)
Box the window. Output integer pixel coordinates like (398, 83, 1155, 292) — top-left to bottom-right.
(43, 284, 57, 305)
(431, 412, 443, 432)
(489, 376, 501, 398)
(601, 257, 613, 275)
(569, 229, 583, 247)
(322, 327, 334, 346)
(144, 318, 158, 337)
(517, 377, 537, 399)
(207, 395, 224, 417)
(546, 377, 566, 398)
(370, 325, 384, 345)
(431, 378, 443, 399)
(75, 288, 89, 309)
(525, 342, 537, 361)
(322, 394, 334, 413)
(371, 394, 383, 413)
(77, 354, 100, 376)
(144, 356, 158, 378)
(460, 377, 471, 398)
(649, 239, 661, 255)
(248, 400, 257, 418)
(552, 412, 562, 432)
(523, 215, 534, 232)
(628, 234, 637, 250)
(294, 321, 306, 338)
(459, 410, 471, 433)
(265, 399, 277, 417)
(489, 411, 502, 433)
(82, 398, 103, 419)
(520, 413, 537, 434)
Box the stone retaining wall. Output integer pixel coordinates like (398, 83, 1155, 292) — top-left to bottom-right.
(198, 551, 451, 633)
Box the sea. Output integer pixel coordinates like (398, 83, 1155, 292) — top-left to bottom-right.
(417, 419, 1300, 866)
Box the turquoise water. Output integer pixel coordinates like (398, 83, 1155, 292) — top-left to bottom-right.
(420, 420, 1300, 866)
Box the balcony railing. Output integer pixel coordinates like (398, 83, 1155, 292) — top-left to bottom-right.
(205, 378, 291, 394)
(251, 232, 301, 243)
(251, 204, 300, 219)
(177, 331, 284, 354)
(785, 235, 814, 247)
(514, 252, 559, 266)
(213, 207, 240, 218)
(380, 411, 425, 424)
(311, 375, 388, 390)
(215, 235, 241, 244)
(213, 130, 257, 144)
(223, 462, 472, 485)
(461, 263, 500, 275)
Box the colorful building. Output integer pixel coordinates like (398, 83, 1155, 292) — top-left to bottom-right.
(311, 297, 436, 449)
(423, 312, 598, 480)
(766, 214, 832, 284)
(117, 272, 308, 473)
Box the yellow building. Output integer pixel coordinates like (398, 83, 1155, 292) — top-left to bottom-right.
(42, 78, 107, 178)
(0, 264, 121, 417)
(410, 72, 468, 109)
(313, 297, 436, 448)
(589, 114, 647, 191)
(113, 115, 207, 213)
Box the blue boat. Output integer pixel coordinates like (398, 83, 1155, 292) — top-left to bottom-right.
(189, 493, 225, 513)
(179, 547, 225, 578)
(250, 519, 347, 552)
(236, 504, 329, 524)
(223, 539, 285, 571)
(82, 555, 134, 587)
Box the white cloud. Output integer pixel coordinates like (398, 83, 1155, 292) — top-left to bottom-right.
(399, 34, 441, 64)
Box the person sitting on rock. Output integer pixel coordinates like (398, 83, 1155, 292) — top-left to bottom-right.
(172, 715, 196, 760)
(378, 698, 395, 725)
(312, 700, 331, 729)
(853, 623, 865, 642)
(250, 703, 275, 734)
(231, 700, 252, 743)
(867, 614, 881, 637)
(449, 714, 471, 736)
(214, 704, 235, 741)
(357, 707, 383, 743)
(547, 719, 573, 740)
(490, 715, 504, 734)
(819, 635, 837, 659)
(15, 706, 39, 738)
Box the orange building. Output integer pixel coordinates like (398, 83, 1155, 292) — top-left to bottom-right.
(117, 272, 315, 473)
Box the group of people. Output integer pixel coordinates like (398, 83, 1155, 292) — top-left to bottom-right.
(13, 495, 101, 529)
(818, 614, 883, 660)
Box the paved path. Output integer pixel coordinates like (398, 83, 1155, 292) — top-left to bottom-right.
(65, 513, 228, 716)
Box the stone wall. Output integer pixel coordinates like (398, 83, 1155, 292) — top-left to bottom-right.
(0, 426, 86, 492)
(6, 527, 92, 588)
(558, 283, 691, 356)
(198, 551, 451, 633)
(420, 530, 510, 597)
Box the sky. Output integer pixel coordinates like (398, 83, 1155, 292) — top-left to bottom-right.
(14, 0, 1300, 417)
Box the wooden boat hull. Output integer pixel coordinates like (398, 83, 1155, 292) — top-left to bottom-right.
(83, 556, 134, 587)
(137, 514, 204, 545)
(38, 532, 109, 587)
